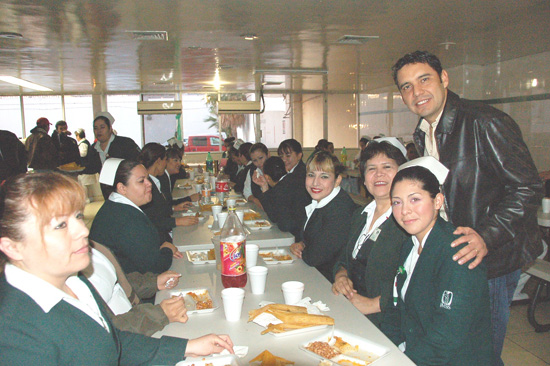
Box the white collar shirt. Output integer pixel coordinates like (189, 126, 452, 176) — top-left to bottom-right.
(108, 192, 144, 213)
(5, 264, 110, 332)
(304, 186, 341, 228)
(149, 174, 161, 192)
(401, 228, 433, 301)
(352, 201, 392, 258)
(418, 109, 444, 161)
(94, 134, 115, 164)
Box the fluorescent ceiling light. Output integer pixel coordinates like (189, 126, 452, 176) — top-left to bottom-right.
(254, 68, 327, 75)
(0, 76, 53, 91)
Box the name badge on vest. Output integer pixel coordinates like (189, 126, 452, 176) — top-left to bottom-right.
(370, 228, 381, 242)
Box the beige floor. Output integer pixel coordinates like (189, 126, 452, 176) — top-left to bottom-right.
(503, 300, 550, 365)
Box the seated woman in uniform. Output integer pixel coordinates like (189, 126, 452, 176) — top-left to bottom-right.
(244, 142, 269, 210)
(137, 143, 198, 245)
(84, 242, 188, 336)
(290, 151, 357, 281)
(381, 159, 492, 365)
(255, 156, 307, 240)
(233, 142, 253, 194)
(89, 159, 179, 274)
(0, 172, 233, 365)
(332, 140, 408, 328)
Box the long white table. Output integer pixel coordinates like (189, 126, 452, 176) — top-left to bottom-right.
(154, 253, 414, 365)
(171, 179, 296, 251)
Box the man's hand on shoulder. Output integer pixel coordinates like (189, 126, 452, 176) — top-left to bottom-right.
(451, 226, 488, 269)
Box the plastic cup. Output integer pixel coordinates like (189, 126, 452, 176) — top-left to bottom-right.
(211, 205, 223, 219)
(543, 198, 550, 213)
(246, 244, 259, 267)
(248, 266, 268, 294)
(227, 198, 236, 209)
(194, 184, 202, 194)
(281, 281, 304, 305)
(236, 210, 244, 224)
(217, 212, 228, 229)
(221, 287, 245, 321)
(189, 170, 195, 180)
(210, 176, 217, 189)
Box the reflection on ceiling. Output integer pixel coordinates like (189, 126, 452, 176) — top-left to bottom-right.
(0, 0, 549, 95)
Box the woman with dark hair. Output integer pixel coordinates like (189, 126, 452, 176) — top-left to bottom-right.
(255, 140, 310, 240)
(0, 172, 233, 364)
(382, 160, 492, 365)
(244, 142, 269, 209)
(138, 143, 198, 247)
(290, 151, 357, 281)
(85, 113, 141, 175)
(161, 146, 199, 205)
(233, 142, 253, 193)
(332, 140, 408, 328)
(89, 159, 177, 274)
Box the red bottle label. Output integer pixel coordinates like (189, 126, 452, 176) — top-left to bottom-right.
(221, 239, 246, 276)
(216, 180, 229, 193)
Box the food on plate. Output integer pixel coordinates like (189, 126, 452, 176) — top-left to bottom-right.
(188, 250, 215, 262)
(243, 211, 261, 220)
(318, 360, 332, 366)
(333, 336, 358, 353)
(58, 162, 84, 171)
(186, 291, 214, 310)
(250, 350, 294, 366)
(254, 221, 270, 227)
(306, 341, 341, 359)
(236, 198, 247, 204)
(200, 203, 214, 212)
(259, 251, 292, 262)
(249, 303, 334, 334)
(273, 254, 292, 261)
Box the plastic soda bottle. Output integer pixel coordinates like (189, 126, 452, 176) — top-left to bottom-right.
(340, 146, 348, 166)
(201, 181, 212, 204)
(206, 152, 214, 173)
(220, 205, 247, 288)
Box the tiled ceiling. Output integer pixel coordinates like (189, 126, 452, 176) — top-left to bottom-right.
(0, 0, 549, 95)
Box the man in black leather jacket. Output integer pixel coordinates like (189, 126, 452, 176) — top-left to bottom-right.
(392, 51, 543, 366)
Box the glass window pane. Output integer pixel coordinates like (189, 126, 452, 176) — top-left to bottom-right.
(0, 96, 23, 137)
(183, 94, 221, 152)
(64, 95, 94, 141)
(259, 94, 292, 148)
(106, 94, 142, 147)
(142, 94, 179, 145)
(23, 95, 63, 136)
(302, 94, 324, 148)
(328, 94, 357, 148)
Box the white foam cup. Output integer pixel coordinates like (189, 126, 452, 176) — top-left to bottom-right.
(221, 287, 245, 321)
(246, 244, 259, 267)
(542, 198, 550, 213)
(211, 205, 223, 219)
(227, 198, 237, 209)
(236, 209, 244, 224)
(217, 212, 228, 229)
(248, 266, 268, 294)
(194, 184, 202, 194)
(189, 170, 195, 180)
(281, 281, 304, 305)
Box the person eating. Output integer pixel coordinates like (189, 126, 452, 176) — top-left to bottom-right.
(0, 172, 234, 365)
(89, 159, 179, 274)
(332, 139, 409, 328)
(381, 158, 492, 365)
(290, 151, 357, 281)
(244, 142, 269, 210)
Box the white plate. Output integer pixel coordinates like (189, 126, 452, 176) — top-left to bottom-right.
(244, 220, 272, 231)
(300, 329, 390, 365)
(170, 288, 218, 314)
(241, 209, 262, 221)
(179, 212, 207, 221)
(258, 249, 294, 264)
(186, 250, 216, 264)
(176, 183, 192, 189)
(176, 354, 240, 366)
(235, 198, 247, 206)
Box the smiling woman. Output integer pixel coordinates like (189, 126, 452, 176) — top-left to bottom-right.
(0, 172, 234, 365)
(290, 151, 357, 281)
